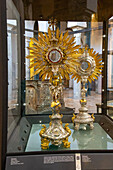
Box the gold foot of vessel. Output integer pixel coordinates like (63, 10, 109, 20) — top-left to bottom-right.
(41, 138, 50, 150)
(63, 137, 71, 148)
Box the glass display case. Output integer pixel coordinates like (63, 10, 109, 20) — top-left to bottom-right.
(1, 0, 113, 170)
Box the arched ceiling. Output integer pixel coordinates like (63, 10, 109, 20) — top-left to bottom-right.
(23, 0, 113, 21)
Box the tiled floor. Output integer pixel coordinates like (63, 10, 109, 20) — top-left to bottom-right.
(64, 89, 101, 113)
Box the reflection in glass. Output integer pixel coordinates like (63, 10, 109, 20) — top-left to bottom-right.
(107, 18, 113, 118)
(25, 123, 113, 151)
(7, 0, 21, 138)
(24, 21, 102, 115)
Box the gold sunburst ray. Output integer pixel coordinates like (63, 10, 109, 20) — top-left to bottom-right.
(65, 42, 76, 50)
(30, 51, 43, 56)
(30, 45, 43, 52)
(64, 65, 72, 75)
(30, 58, 43, 63)
(33, 65, 46, 76)
(38, 35, 49, 47)
(71, 73, 77, 79)
(27, 46, 39, 52)
(48, 27, 52, 39)
(29, 62, 39, 69)
(38, 32, 47, 43)
(74, 74, 80, 81)
(63, 37, 71, 47)
(70, 45, 81, 52)
(42, 73, 48, 81)
(88, 77, 92, 83)
(76, 77, 81, 83)
(94, 53, 99, 57)
(92, 74, 98, 79)
(30, 38, 44, 50)
(63, 31, 69, 41)
(92, 51, 96, 55)
(44, 32, 50, 44)
(46, 69, 53, 79)
(59, 76, 62, 83)
(59, 67, 65, 78)
(90, 75, 95, 81)
(67, 37, 75, 45)
(28, 46, 44, 54)
(38, 37, 47, 48)
(64, 71, 70, 80)
(26, 55, 38, 59)
(93, 72, 99, 76)
(30, 61, 44, 69)
(93, 53, 99, 59)
(56, 27, 60, 39)
(39, 67, 50, 78)
(47, 71, 53, 79)
(34, 63, 46, 71)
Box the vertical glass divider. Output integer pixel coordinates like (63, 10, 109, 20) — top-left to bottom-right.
(102, 21, 108, 114)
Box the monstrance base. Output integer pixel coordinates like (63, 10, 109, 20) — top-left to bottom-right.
(40, 113, 71, 149)
(73, 111, 94, 130)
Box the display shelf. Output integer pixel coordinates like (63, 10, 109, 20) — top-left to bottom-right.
(26, 123, 113, 152)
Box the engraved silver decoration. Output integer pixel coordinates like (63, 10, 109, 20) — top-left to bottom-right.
(40, 64, 71, 147)
(74, 49, 95, 130)
(42, 113, 70, 146)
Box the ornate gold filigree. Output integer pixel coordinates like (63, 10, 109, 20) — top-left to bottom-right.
(64, 123, 71, 135)
(71, 46, 103, 83)
(26, 19, 81, 82)
(72, 113, 76, 123)
(41, 138, 50, 150)
(63, 137, 71, 148)
(91, 113, 95, 120)
(39, 124, 46, 137)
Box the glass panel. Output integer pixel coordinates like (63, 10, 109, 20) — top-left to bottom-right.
(107, 18, 113, 119)
(25, 21, 35, 80)
(64, 21, 102, 114)
(25, 21, 50, 115)
(24, 21, 102, 115)
(7, 0, 21, 139)
(7, 0, 113, 155)
(25, 21, 49, 81)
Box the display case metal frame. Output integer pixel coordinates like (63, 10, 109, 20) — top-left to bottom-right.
(0, 0, 112, 170)
(0, 0, 25, 170)
(0, 0, 8, 169)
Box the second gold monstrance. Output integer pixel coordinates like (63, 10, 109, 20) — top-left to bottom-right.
(72, 46, 103, 130)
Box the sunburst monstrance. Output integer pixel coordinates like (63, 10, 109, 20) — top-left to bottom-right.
(26, 18, 80, 82)
(26, 18, 81, 149)
(72, 46, 103, 130)
(71, 46, 103, 83)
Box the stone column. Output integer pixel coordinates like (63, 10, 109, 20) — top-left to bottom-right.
(73, 79, 81, 99)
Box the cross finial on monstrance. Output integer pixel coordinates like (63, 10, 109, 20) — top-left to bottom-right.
(48, 18, 57, 32)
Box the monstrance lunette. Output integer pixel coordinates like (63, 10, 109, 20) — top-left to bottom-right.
(26, 18, 81, 149)
(72, 46, 103, 130)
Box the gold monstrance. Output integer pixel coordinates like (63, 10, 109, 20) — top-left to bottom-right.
(72, 46, 103, 130)
(26, 18, 81, 149)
